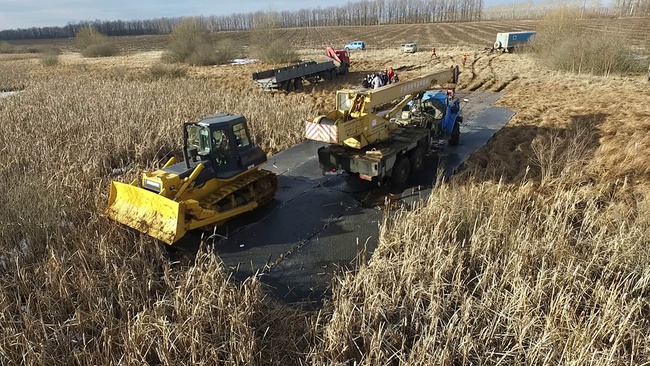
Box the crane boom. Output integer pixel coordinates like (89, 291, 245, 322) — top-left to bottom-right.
(354, 67, 457, 111)
(305, 66, 459, 149)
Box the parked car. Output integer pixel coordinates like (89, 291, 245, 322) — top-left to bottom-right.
(345, 41, 366, 50)
(401, 42, 418, 53)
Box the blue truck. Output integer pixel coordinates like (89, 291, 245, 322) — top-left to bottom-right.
(493, 31, 536, 53)
(404, 90, 464, 146)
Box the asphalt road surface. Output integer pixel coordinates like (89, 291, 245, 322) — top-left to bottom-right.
(177, 90, 515, 307)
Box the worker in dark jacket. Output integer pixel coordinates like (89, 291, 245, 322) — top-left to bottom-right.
(380, 70, 389, 85)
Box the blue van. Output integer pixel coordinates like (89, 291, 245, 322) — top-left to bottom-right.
(345, 41, 366, 50)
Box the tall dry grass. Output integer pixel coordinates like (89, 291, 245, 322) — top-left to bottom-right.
(310, 177, 650, 364)
(533, 8, 644, 76)
(1, 31, 650, 365)
(0, 60, 317, 365)
(0, 63, 30, 91)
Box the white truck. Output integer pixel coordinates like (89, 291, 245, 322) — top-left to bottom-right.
(493, 31, 536, 53)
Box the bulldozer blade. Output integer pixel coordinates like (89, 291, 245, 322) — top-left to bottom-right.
(107, 181, 186, 245)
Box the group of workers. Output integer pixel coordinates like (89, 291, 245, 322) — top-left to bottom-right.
(359, 51, 473, 89)
(361, 67, 399, 89)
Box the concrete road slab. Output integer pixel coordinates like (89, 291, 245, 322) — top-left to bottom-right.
(441, 105, 516, 177)
(267, 206, 383, 303)
(217, 186, 359, 277)
(266, 140, 327, 177)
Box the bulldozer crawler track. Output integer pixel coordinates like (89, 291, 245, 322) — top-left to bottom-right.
(202, 169, 278, 214)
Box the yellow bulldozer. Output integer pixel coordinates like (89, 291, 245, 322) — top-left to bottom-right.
(107, 113, 278, 245)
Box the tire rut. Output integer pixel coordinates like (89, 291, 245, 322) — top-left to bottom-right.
(469, 53, 482, 82)
(494, 76, 519, 92)
(470, 53, 506, 91)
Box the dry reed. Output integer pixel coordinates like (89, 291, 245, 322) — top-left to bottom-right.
(1, 20, 649, 364)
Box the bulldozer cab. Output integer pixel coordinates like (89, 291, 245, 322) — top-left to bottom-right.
(184, 114, 267, 180)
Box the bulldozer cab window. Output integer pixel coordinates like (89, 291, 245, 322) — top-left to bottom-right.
(233, 122, 251, 149)
(212, 129, 231, 165)
(186, 124, 211, 155)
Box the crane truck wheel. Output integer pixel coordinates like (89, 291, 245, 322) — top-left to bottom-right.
(293, 78, 303, 90)
(409, 145, 426, 171)
(494, 41, 501, 49)
(449, 117, 461, 146)
(391, 156, 411, 185)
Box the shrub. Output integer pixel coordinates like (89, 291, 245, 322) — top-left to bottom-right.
(534, 8, 642, 76)
(164, 18, 218, 66)
(258, 40, 300, 63)
(81, 42, 117, 58)
(185, 44, 218, 66)
(250, 14, 299, 63)
(41, 52, 59, 67)
(0, 41, 15, 53)
(75, 26, 116, 57)
(41, 46, 62, 55)
(214, 39, 240, 65)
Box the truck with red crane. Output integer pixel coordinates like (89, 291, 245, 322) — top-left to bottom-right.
(252, 47, 350, 92)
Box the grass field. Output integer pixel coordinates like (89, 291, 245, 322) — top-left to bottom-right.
(1, 17, 650, 365)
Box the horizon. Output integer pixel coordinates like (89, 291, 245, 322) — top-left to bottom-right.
(0, 0, 586, 31)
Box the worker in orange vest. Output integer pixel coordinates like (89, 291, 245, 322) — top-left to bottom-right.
(431, 48, 437, 59)
(462, 54, 468, 67)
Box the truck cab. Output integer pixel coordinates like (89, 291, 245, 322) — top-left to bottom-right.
(403, 90, 463, 145)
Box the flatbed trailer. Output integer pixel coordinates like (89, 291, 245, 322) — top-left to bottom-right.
(252, 60, 337, 91)
(252, 47, 350, 92)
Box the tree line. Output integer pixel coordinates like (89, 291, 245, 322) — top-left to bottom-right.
(0, 18, 183, 40)
(1, 0, 647, 41)
(613, 0, 650, 16)
(0, 0, 483, 40)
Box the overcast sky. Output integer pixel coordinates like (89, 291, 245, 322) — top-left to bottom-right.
(0, 0, 373, 30)
(0, 0, 523, 31)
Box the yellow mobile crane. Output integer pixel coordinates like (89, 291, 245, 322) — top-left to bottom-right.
(305, 66, 461, 184)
